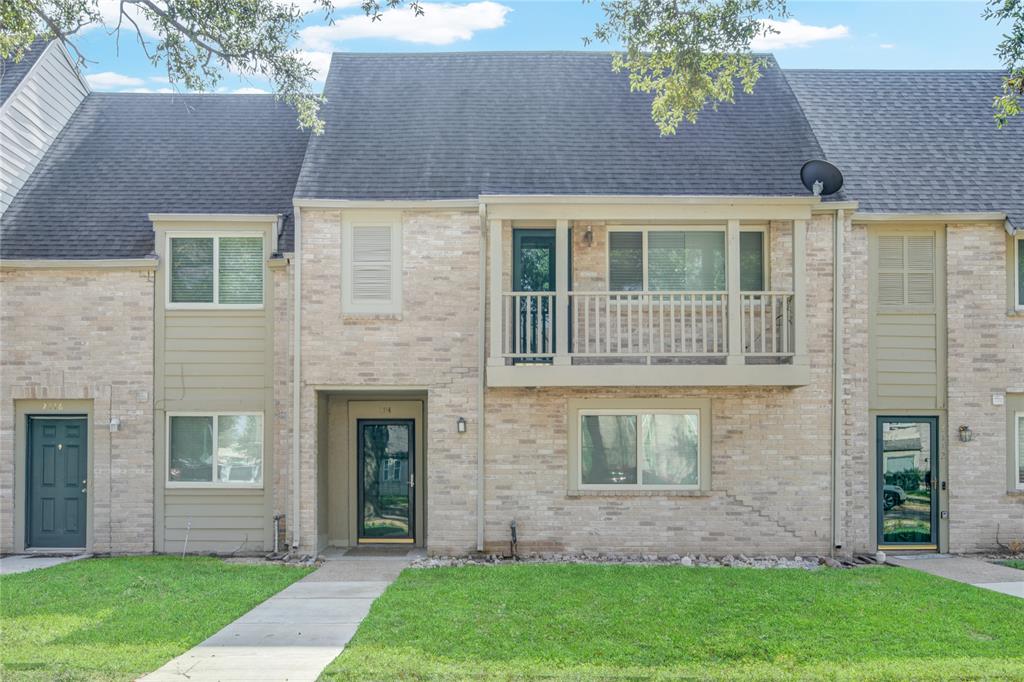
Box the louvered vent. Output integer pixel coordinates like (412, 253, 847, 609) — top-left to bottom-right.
(877, 234, 936, 307)
(351, 225, 392, 301)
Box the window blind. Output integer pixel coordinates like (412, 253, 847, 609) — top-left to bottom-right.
(740, 231, 765, 291)
(218, 237, 263, 304)
(648, 231, 725, 291)
(609, 231, 642, 291)
(170, 238, 214, 303)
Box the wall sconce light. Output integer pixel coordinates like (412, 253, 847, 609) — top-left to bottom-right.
(457, 417, 467, 434)
(583, 226, 594, 247)
(958, 425, 973, 443)
(108, 417, 121, 433)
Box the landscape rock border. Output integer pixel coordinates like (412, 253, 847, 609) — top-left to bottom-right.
(412, 553, 846, 570)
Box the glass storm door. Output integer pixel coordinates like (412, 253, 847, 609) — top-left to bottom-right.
(357, 419, 414, 543)
(877, 416, 939, 548)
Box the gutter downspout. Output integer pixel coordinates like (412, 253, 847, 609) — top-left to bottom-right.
(476, 204, 487, 552)
(291, 207, 303, 550)
(831, 208, 845, 555)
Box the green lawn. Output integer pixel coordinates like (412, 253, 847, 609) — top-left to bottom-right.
(0, 555, 311, 681)
(322, 564, 1024, 681)
(1001, 560, 1024, 571)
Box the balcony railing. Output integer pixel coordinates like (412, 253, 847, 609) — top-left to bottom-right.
(486, 214, 809, 387)
(498, 290, 794, 364)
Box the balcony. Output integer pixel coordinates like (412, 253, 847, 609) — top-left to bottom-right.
(485, 200, 811, 387)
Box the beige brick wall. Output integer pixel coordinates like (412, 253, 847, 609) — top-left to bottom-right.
(296, 209, 481, 554)
(0, 268, 154, 553)
(945, 224, 1024, 551)
(482, 214, 837, 556)
(841, 217, 872, 553)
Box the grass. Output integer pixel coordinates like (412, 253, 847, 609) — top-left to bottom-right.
(1001, 560, 1024, 571)
(322, 564, 1024, 681)
(0, 555, 312, 681)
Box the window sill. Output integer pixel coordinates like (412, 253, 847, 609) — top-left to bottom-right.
(566, 489, 711, 498)
(165, 485, 264, 492)
(1007, 490, 1024, 497)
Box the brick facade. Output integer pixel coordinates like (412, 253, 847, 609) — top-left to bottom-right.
(0, 267, 154, 553)
(945, 224, 1024, 551)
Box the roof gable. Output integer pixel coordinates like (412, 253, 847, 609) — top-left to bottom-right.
(295, 51, 828, 200)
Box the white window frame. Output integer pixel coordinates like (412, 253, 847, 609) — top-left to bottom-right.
(605, 224, 767, 293)
(341, 212, 403, 315)
(166, 412, 264, 489)
(165, 232, 265, 310)
(1015, 234, 1023, 312)
(577, 408, 702, 491)
(1016, 411, 1024, 491)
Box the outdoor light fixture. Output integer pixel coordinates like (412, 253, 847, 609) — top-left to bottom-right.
(457, 417, 467, 433)
(108, 417, 121, 433)
(958, 425, 973, 443)
(583, 225, 594, 247)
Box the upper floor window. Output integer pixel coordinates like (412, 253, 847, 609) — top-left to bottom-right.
(168, 234, 264, 307)
(608, 227, 765, 292)
(341, 214, 402, 314)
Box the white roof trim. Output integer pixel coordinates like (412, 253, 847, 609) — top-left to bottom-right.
(851, 211, 1008, 223)
(293, 198, 478, 209)
(148, 213, 281, 223)
(480, 194, 824, 206)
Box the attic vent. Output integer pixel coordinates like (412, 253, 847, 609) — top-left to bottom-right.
(342, 216, 403, 315)
(876, 234, 936, 308)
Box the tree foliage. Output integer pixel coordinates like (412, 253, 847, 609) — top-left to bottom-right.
(1, 0, 421, 133)
(985, 0, 1024, 126)
(586, 0, 788, 135)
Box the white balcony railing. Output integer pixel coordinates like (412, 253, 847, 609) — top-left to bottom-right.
(498, 290, 795, 363)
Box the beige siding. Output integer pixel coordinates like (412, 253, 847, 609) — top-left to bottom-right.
(153, 224, 277, 554)
(868, 228, 946, 411)
(0, 43, 88, 213)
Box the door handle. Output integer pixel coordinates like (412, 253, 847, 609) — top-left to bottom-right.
(409, 473, 414, 488)
(82, 479, 87, 494)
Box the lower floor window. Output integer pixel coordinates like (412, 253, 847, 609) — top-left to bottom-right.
(579, 410, 700, 489)
(1016, 412, 1023, 490)
(168, 413, 263, 486)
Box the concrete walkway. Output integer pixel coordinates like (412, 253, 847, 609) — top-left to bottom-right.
(142, 550, 417, 682)
(0, 553, 88, 574)
(888, 555, 1024, 599)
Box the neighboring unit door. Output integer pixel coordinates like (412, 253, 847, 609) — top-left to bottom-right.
(357, 419, 415, 543)
(27, 416, 88, 548)
(877, 416, 939, 549)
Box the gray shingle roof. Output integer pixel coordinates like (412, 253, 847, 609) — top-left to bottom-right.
(295, 52, 828, 200)
(786, 70, 1024, 228)
(1, 39, 50, 105)
(1, 93, 309, 259)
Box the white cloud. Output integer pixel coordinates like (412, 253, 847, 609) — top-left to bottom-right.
(879, 43, 895, 49)
(751, 18, 849, 51)
(298, 50, 333, 82)
(85, 71, 147, 88)
(94, 0, 159, 38)
(232, 86, 271, 94)
(299, 1, 510, 49)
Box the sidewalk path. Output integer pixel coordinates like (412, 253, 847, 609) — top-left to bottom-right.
(0, 553, 88, 574)
(141, 550, 416, 681)
(888, 555, 1024, 599)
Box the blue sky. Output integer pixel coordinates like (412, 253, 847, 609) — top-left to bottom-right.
(72, 1, 1009, 92)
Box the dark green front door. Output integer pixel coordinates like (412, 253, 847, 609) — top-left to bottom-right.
(28, 416, 87, 548)
(357, 419, 414, 543)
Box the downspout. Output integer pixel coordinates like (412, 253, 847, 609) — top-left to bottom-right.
(291, 207, 303, 550)
(476, 203, 487, 552)
(831, 208, 845, 555)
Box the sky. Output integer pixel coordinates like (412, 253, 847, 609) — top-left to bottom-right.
(70, 1, 1009, 93)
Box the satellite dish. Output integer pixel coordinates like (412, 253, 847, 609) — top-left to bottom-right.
(800, 160, 844, 197)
